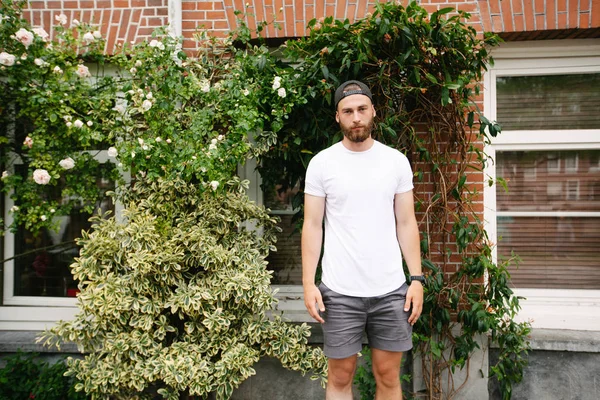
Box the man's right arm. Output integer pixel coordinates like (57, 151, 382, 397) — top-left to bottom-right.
(301, 194, 326, 323)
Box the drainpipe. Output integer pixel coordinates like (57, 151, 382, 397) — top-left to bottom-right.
(168, 0, 182, 38)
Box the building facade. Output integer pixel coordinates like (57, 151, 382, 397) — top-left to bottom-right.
(2, 1, 599, 399)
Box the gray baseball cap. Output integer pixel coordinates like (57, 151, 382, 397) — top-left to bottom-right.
(334, 80, 373, 108)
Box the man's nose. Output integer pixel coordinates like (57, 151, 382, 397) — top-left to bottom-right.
(353, 111, 361, 122)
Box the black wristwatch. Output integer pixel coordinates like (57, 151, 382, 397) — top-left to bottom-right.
(410, 275, 425, 284)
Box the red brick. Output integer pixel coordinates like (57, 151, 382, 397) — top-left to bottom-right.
(500, 0, 514, 31)
(46, 1, 61, 8)
(64, 1, 79, 7)
(112, 10, 122, 23)
(137, 27, 155, 35)
(214, 20, 229, 29)
(579, 12, 590, 29)
(183, 2, 196, 11)
(568, 2, 578, 28)
(556, 0, 567, 12)
(535, 14, 545, 29)
(114, 0, 129, 7)
(182, 21, 200, 29)
(143, 9, 156, 16)
(514, 14, 524, 31)
(28, 2, 45, 9)
(131, 0, 147, 6)
(488, 0, 501, 14)
(207, 10, 227, 19)
(592, 0, 600, 27)
(491, 14, 503, 31)
(184, 11, 207, 20)
(523, 0, 535, 30)
(148, 0, 164, 6)
(325, 4, 334, 17)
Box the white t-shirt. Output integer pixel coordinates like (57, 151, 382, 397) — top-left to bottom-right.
(304, 140, 414, 297)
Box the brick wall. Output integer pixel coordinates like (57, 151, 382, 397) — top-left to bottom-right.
(24, 0, 169, 52)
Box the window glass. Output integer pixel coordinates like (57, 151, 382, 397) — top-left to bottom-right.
(496, 150, 600, 289)
(13, 164, 114, 297)
(496, 73, 600, 130)
(263, 183, 302, 285)
(496, 150, 600, 212)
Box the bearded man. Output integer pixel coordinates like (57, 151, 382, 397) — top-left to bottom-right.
(302, 80, 424, 400)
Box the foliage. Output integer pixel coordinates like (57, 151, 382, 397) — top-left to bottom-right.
(1, 0, 531, 399)
(1, 1, 325, 398)
(254, 2, 530, 399)
(39, 178, 326, 399)
(0, 351, 88, 400)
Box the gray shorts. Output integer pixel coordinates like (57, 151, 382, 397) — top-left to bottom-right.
(319, 282, 413, 359)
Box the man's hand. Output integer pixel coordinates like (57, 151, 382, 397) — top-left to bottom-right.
(404, 281, 423, 325)
(303, 284, 325, 323)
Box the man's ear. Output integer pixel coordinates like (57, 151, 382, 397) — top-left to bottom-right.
(372, 105, 376, 117)
(335, 111, 340, 123)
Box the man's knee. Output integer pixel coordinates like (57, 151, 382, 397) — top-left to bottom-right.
(328, 357, 357, 388)
(371, 351, 402, 389)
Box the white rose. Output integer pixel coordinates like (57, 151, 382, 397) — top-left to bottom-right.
(146, 92, 153, 99)
(50, 208, 55, 213)
(277, 87, 286, 98)
(141, 100, 152, 112)
(209, 143, 217, 151)
(155, 137, 162, 142)
(210, 181, 219, 191)
(71, 19, 80, 27)
(10, 205, 19, 213)
(86, 120, 93, 127)
(138, 138, 145, 145)
(34, 58, 44, 66)
(32, 27, 49, 41)
(166, 138, 172, 144)
(157, 42, 165, 50)
(107, 147, 118, 157)
(242, 89, 250, 96)
(33, 169, 51, 185)
(142, 145, 149, 151)
(14, 28, 34, 48)
(135, 60, 142, 67)
(40, 215, 47, 221)
(217, 135, 224, 141)
(0, 52, 16, 66)
(55, 14, 67, 25)
(200, 81, 210, 93)
(129, 67, 137, 74)
(66, 121, 72, 128)
(1, 171, 9, 179)
(93, 30, 102, 39)
(149, 39, 159, 47)
(59, 157, 75, 170)
(53, 66, 63, 74)
(74, 119, 84, 128)
(211, 138, 218, 145)
(63, 115, 72, 121)
(75, 64, 91, 78)
(112, 98, 128, 114)
(82, 32, 95, 44)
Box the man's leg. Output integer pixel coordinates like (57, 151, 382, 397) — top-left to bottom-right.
(326, 354, 357, 400)
(371, 348, 403, 400)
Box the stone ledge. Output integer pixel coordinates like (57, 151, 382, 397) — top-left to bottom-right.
(490, 328, 600, 353)
(0, 331, 78, 353)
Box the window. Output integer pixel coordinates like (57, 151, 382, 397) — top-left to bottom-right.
(3, 151, 126, 307)
(263, 181, 302, 285)
(484, 39, 600, 330)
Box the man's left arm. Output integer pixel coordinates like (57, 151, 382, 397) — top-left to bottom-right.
(394, 190, 423, 325)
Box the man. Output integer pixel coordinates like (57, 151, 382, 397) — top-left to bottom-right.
(302, 80, 423, 400)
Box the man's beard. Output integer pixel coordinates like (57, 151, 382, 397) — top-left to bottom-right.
(341, 118, 374, 143)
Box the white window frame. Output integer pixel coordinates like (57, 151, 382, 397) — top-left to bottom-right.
(484, 39, 600, 331)
(238, 158, 309, 321)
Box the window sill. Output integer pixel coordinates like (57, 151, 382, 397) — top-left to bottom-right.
(490, 328, 600, 353)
